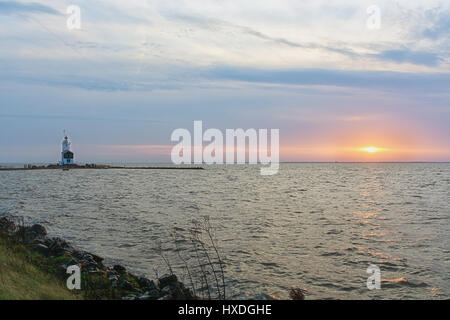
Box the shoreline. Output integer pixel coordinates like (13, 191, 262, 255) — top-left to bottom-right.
(0, 164, 204, 171)
(0, 216, 302, 300)
(0, 216, 197, 300)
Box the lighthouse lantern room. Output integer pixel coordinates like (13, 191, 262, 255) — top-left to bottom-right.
(59, 135, 74, 165)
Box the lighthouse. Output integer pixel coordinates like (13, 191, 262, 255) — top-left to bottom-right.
(59, 135, 74, 165)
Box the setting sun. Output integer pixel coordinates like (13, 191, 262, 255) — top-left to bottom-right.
(363, 147, 379, 153)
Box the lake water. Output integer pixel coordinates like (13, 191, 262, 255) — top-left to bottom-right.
(1, 163, 449, 299)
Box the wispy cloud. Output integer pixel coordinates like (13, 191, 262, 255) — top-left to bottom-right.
(419, 7, 450, 40)
(0, 113, 164, 123)
(161, 12, 359, 58)
(205, 66, 450, 92)
(160, 10, 446, 67)
(0, 1, 60, 16)
(373, 49, 442, 67)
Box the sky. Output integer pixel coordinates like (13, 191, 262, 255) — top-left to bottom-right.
(0, 0, 449, 163)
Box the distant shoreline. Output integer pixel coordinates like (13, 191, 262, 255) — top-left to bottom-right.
(0, 162, 449, 171)
(1, 162, 449, 166)
(0, 166, 204, 171)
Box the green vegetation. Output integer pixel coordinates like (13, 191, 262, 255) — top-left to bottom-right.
(0, 216, 202, 300)
(0, 234, 79, 300)
(0, 231, 144, 300)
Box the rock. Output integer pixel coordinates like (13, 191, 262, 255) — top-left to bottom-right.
(85, 261, 100, 272)
(145, 289, 161, 299)
(107, 268, 118, 277)
(137, 289, 160, 300)
(113, 264, 126, 274)
(159, 274, 177, 288)
(136, 277, 158, 291)
(0, 218, 46, 242)
(71, 250, 85, 260)
(33, 238, 47, 246)
(168, 282, 193, 299)
(161, 285, 172, 296)
(182, 288, 196, 300)
(0, 217, 200, 301)
(157, 281, 194, 300)
(0, 217, 16, 233)
(43, 237, 53, 247)
(108, 274, 119, 282)
(118, 280, 134, 291)
(289, 287, 306, 300)
(48, 237, 74, 256)
(32, 243, 50, 256)
(90, 253, 104, 264)
(28, 224, 47, 239)
(137, 294, 152, 300)
(69, 251, 105, 271)
(66, 258, 79, 266)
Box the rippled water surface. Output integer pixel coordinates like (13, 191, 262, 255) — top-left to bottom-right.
(1, 163, 449, 299)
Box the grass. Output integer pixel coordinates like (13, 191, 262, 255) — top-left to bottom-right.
(0, 235, 80, 300)
(0, 217, 201, 300)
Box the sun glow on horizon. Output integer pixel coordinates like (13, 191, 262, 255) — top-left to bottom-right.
(363, 146, 379, 153)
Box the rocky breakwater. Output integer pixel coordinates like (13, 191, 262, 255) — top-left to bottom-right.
(0, 216, 196, 300)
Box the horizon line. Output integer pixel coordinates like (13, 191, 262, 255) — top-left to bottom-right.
(1, 161, 450, 165)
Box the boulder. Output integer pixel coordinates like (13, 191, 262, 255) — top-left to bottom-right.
(32, 243, 50, 256)
(107, 268, 118, 277)
(28, 224, 47, 239)
(113, 264, 126, 274)
(65, 258, 79, 267)
(90, 253, 104, 264)
(158, 274, 177, 288)
(108, 274, 119, 282)
(138, 289, 160, 300)
(0, 217, 16, 233)
(168, 282, 194, 299)
(289, 287, 306, 300)
(48, 237, 74, 256)
(161, 285, 172, 296)
(0, 217, 199, 301)
(136, 277, 158, 291)
(118, 279, 134, 291)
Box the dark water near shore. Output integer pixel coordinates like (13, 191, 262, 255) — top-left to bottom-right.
(1, 163, 449, 299)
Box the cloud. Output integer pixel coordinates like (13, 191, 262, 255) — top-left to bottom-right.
(421, 8, 450, 40)
(205, 66, 450, 92)
(373, 49, 442, 67)
(160, 11, 446, 67)
(0, 113, 164, 123)
(3, 72, 182, 92)
(0, 1, 60, 15)
(4, 62, 450, 93)
(161, 11, 359, 59)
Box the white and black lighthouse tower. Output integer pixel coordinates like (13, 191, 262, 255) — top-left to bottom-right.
(59, 133, 74, 165)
